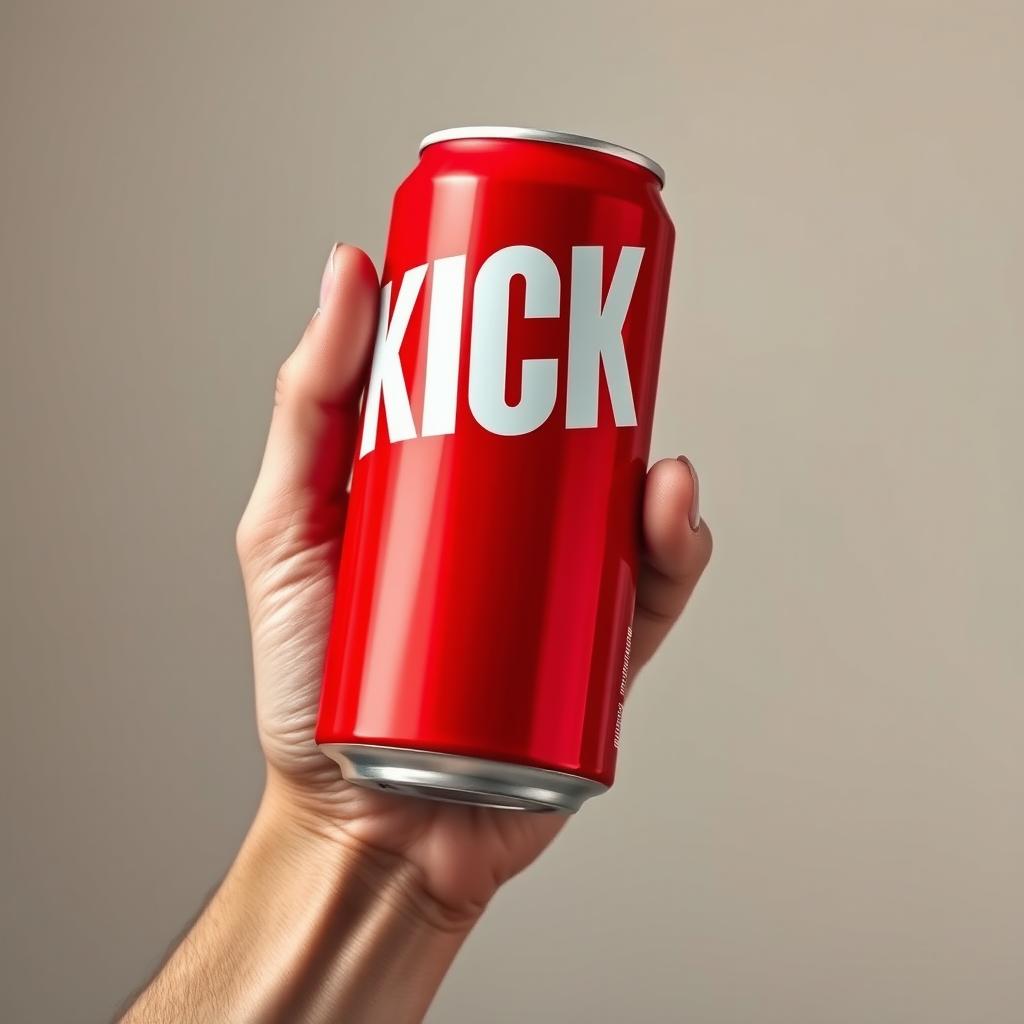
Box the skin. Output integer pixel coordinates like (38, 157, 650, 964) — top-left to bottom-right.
(121, 244, 712, 1023)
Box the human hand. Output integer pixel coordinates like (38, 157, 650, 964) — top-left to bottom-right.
(123, 243, 712, 1023)
(235, 243, 713, 930)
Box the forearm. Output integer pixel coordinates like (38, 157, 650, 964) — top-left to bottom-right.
(122, 777, 473, 1024)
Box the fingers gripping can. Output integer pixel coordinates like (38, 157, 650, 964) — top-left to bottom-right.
(316, 127, 674, 812)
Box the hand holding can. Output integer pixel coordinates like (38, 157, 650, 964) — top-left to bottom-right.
(124, 128, 712, 1023)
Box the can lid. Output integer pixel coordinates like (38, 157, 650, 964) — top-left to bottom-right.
(419, 126, 665, 186)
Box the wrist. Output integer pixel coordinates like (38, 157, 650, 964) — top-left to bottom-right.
(125, 774, 476, 1024)
(244, 774, 476, 1022)
(256, 770, 482, 936)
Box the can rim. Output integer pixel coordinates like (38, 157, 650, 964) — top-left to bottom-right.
(419, 126, 665, 186)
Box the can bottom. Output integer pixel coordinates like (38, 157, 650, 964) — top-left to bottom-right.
(319, 743, 606, 814)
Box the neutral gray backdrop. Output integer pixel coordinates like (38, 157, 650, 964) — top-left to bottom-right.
(2, 2, 1023, 1021)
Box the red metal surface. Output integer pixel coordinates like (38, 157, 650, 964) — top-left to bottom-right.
(316, 135, 674, 787)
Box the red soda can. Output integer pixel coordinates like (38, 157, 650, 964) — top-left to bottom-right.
(316, 127, 674, 812)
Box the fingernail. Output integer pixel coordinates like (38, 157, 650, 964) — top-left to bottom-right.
(677, 456, 701, 531)
(319, 242, 340, 309)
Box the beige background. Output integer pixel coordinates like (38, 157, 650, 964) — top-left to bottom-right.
(2, 1, 1023, 1021)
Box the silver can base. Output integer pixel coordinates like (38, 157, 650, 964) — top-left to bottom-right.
(319, 743, 606, 814)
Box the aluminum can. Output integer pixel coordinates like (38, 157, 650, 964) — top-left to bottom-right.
(316, 127, 674, 812)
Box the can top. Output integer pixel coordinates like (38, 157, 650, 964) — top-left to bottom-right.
(419, 126, 666, 187)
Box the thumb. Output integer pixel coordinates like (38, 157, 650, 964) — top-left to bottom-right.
(236, 243, 379, 569)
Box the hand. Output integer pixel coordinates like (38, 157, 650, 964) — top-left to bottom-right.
(235, 243, 712, 930)
(122, 244, 712, 1023)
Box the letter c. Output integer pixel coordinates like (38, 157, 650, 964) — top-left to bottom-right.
(468, 245, 560, 436)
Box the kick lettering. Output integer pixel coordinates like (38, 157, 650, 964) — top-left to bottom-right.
(359, 245, 644, 458)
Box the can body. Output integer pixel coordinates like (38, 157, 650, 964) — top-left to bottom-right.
(316, 129, 674, 812)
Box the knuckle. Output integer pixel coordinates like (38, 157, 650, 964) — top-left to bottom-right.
(234, 508, 265, 564)
(274, 356, 295, 407)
